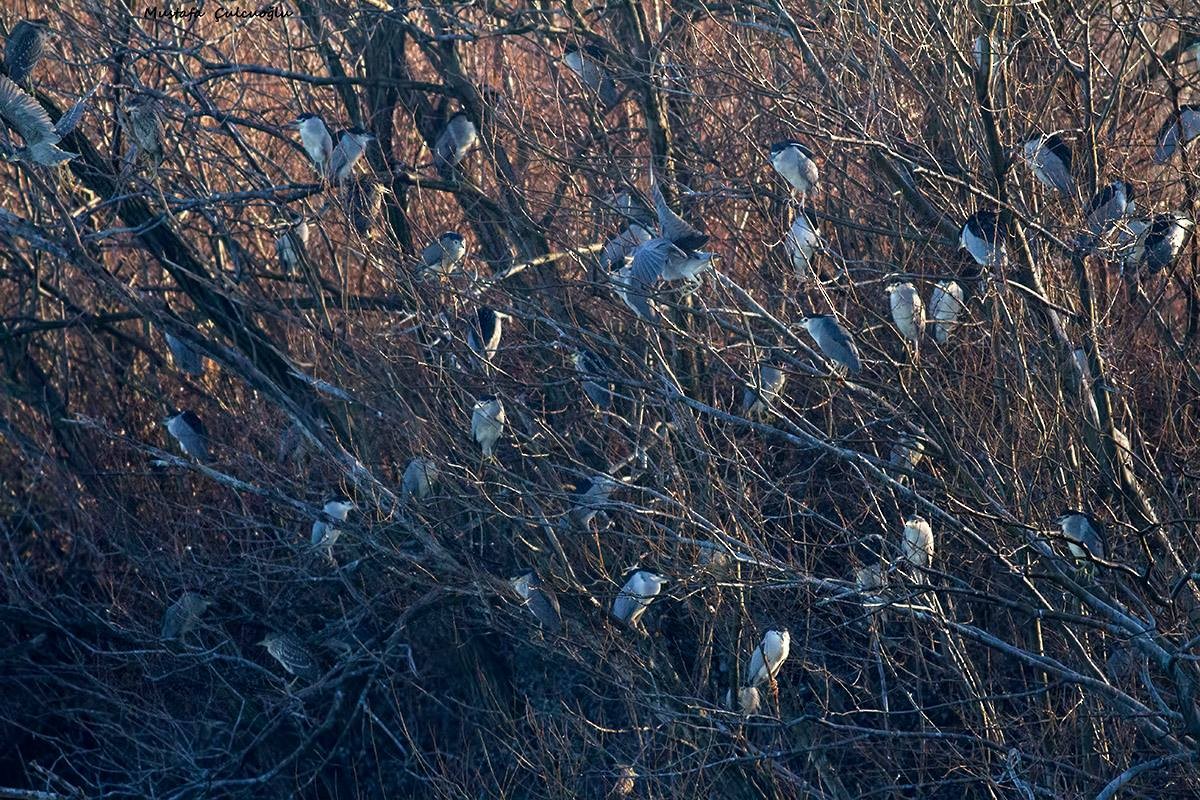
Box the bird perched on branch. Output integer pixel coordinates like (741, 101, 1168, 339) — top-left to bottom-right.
(0, 75, 75, 164)
(311, 496, 355, 551)
(742, 362, 786, 420)
(467, 306, 509, 365)
(401, 457, 438, 503)
(886, 282, 925, 357)
(1055, 510, 1105, 565)
(471, 396, 506, 459)
(1020, 132, 1074, 199)
(510, 571, 562, 634)
(798, 314, 862, 375)
(611, 571, 668, 629)
(724, 685, 762, 715)
(434, 111, 477, 176)
(1131, 211, 1194, 273)
(328, 126, 374, 182)
(562, 43, 619, 110)
(259, 632, 321, 681)
(161, 593, 211, 640)
(889, 428, 926, 471)
(901, 514, 934, 571)
(785, 206, 820, 281)
(1152, 104, 1200, 163)
(961, 211, 1008, 268)
(4, 19, 53, 85)
(346, 180, 391, 237)
(121, 96, 164, 172)
(569, 474, 617, 527)
(928, 280, 965, 344)
(292, 112, 333, 177)
(275, 218, 310, 272)
(573, 347, 616, 411)
(163, 330, 204, 376)
(769, 139, 819, 198)
(1084, 181, 1136, 237)
(164, 410, 210, 462)
(746, 628, 790, 687)
(421, 231, 467, 275)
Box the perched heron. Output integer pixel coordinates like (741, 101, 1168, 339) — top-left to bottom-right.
(1132, 211, 1194, 272)
(569, 474, 617, 527)
(164, 330, 203, 376)
(798, 314, 862, 375)
(260, 632, 321, 681)
(901, 514, 934, 570)
(421, 231, 467, 275)
(1152, 104, 1200, 163)
(164, 410, 210, 461)
(311, 496, 355, 550)
(562, 43, 619, 109)
(1084, 181, 1136, 236)
(401, 457, 438, 502)
(769, 139, 819, 197)
(886, 282, 925, 353)
(0, 75, 75, 164)
(1020, 132, 1074, 198)
(434, 112, 477, 174)
(4, 19, 52, 84)
(724, 685, 762, 715)
(742, 362, 786, 420)
(928, 280, 965, 344)
(471, 396, 506, 459)
(972, 34, 998, 72)
(161, 592, 211, 639)
(611, 570, 668, 628)
(573, 348, 616, 410)
(327, 126, 374, 182)
(785, 206, 820, 280)
(292, 112, 333, 177)
(1055, 510, 1105, 564)
(346, 180, 391, 236)
(275, 218, 310, 272)
(510, 571, 562, 634)
(889, 429, 926, 470)
(961, 211, 1008, 268)
(855, 561, 885, 594)
(467, 306, 510, 363)
(746, 628, 790, 687)
(122, 96, 164, 170)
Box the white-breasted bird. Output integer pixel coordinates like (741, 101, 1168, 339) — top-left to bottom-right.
(0, 75, 75, 164)
(1152, 104, 1200, 163)
(961, 211, 1008, 268)
(562, 43, 619, 109)
(311, 496, 355, 549)
(434, 112, 478, 174)
(292, 112, 333, 176)
(510, 571, 562, 633)
(746, 628, 790, 687)
(471, 396, 506, 459)
(889, 429, 926, 470)
(467, 306, 509, 363)
(724, 685, 762, 715)
(327, 126, 374, 182)
(769, 139, 819, 197)
(1055, 510, 1106, 563)
(901, 514, 934, 570)
(785, 206, 820, 280)
(164, 330, 203, 376)
(928, 280, 965, 344)
(401, 457, 438, 502)
(611, 570, 668, 628)
(1020, 132, 1074, 198)
(275, 218, 310, 272)
(164, 410, 210, 462)
(421, 231, 467, 275)
(1084, 181, 1136, 236)
(798, 314, 862, 375)
(742, 362, 786, 420)
(886, 282, 925, 354)
(1131, 212, 1194, 273)
(569, 474, 617, 527)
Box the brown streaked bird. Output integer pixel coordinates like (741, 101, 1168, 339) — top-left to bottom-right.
(346, 179, 391, 237)
(4, 19, 53, 84)
(259, 632, 321, 681)
(122, 96, 165, 170)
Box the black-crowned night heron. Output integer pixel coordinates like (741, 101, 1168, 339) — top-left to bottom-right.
(346, 180, 391, 237)
(0, 75, 75, 164)
(292, 112, 333, 177)
(901, 514, 934, 570)
(961, 211, 1008, 268)
(601, 222, 653, 273)
(401, 457, 438, 502)
(260, 632, 320, 681)
(161, 592, 211, 639)
(742, 362, 786, 420)
(1132, 211, 1194, 272)
(275, 218, 310, 272)
(972, 34, 997, 72)
(1153, 104, 1200, 163)
(886, 282, 925, 354)
(724, 685, 762, 715)
(573, 347, 616, 410)
(164, 410, 210, 461)
(421, 231, 467, 275)
(122, 96, 164, 169)
(746, 628, 790, 687)
(611, 570, 668, 628)
(570, 474, 617, 527)
(471, 395, 506, 459)
(798, 314, 862, 375)
(928, 280, 965, 344)
(4, 19, 52, 84)
(311, 496, 355, 549)
(1020, 132, 1074, 198)
(855, 561, 885, 595)
(1055, 510, 1105, 564)
(769, 140, 818, 197)
(562, 43, 619, 109)
(434, 111, 477, 174)
(328, 126, 374, 182)
(467, 306, 510, 363)
(889, 428, 926, 470)
(164, 330, 203, 376)
(1085, 181, 1136, 236)
(785, 206, 820, 281)
(510, 571, 562, 634)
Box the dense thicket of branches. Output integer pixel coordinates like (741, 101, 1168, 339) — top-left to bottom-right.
(2, 0, 1200, 797)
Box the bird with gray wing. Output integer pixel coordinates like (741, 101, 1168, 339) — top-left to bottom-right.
(746, 628, 790, 687)
(275, 218, 310, 272)
(311, 496, 355, 551)
(725, 685, 762, 715)
(1055, 510, 1105, 565)
(467, 306, 509, 364)
(510, 571, 562, 634)
(471, 396, 506, 459)
(785, 206, 820, 280)
(562, 43, 619, 109)
(54, 85, 96, 139)
(601, 222, 653, 273)
(1131, 211, 1194, 273)
(1152, 104, 1200, 163)
(886, 282, 925, 356)
(573, 347, 616, 411)
(928, 280, 965, 344)
(742, 362, 786, 421)
(327, 126, 374, 182)
(164, 330, 204, 376)
(769, 139, 819, 197)
(346, 180, 391, 237)
(4, 19, 52, 85)
(961, 211, 1007, 268)
(161, 592, 211, 640)
(421, 231, 467, 275)
(889, 428, 926, 471)
(1084, 181, 1136, 237)
(798, 314, 862, 375)
(164, 410, 210, 462)
(569, 474, 617, 527)
(901, 514, 934, 571)
(611, 571, 668, 629)
(402, 457, 438, 503)
(434, 112, 477, 175)
(260, 632, 321, 681)
(1020, 132, 1074, 199)
(609, 186, 655, 227)
(292, 112, 333, 177)
(0, 75, 75, 164)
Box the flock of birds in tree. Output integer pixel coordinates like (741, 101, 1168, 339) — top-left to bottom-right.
(0, 17, 1194, 698)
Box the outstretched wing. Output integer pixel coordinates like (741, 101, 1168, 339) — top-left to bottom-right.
(0, 74, 56, 146)
(651, 174, 708, 250)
